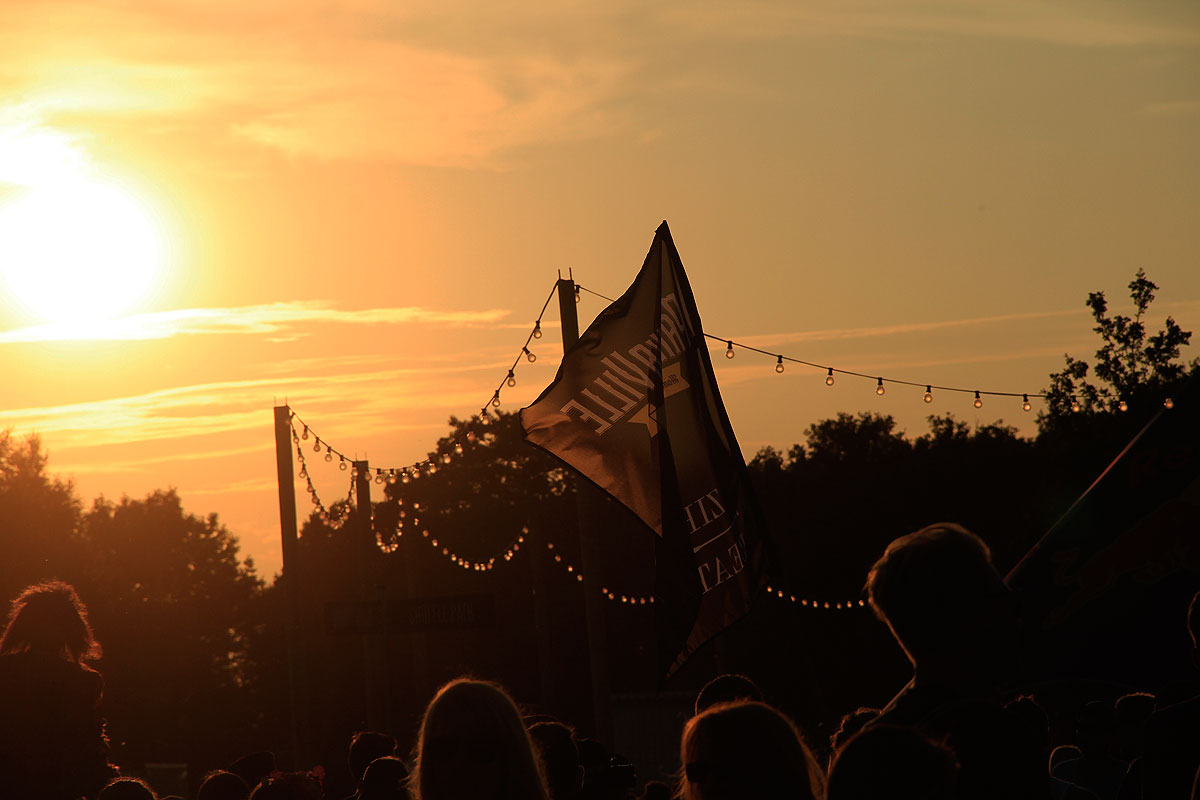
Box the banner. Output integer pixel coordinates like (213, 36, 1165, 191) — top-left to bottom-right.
(521, 221, 768, 675)
(1007, 372, 1200, 688)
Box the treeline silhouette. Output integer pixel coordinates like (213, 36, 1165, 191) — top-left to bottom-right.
(0, 270, 1195, 796)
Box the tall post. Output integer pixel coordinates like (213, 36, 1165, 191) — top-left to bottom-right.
(558, 278, 614, 746)
(273, 405, 304, 765)
(354, 460, 384, 731)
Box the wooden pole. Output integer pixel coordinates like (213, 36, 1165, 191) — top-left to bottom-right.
(557, 278, 614, 746)
(272, 405, 304, 765)
(353, 460, 383, 731)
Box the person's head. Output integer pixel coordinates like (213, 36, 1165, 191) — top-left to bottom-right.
(197, 770, 251, 800)
(866, 523, 1014, 668)
(248, 772, 321, 800)
(826, 724, 957, 800)
(529, 721, 583, 800)
(357, 756, 409, 800)
(229, 752, 276, 792)
(640, 780, 671, 800)
(1075, 700, 1115, 759)
(694, 674, 763, 715)
(0, 580, 101, 663)
(1048, 744, 1081, 774)
(413, 677, 548, 800)
(1004, 695, 1050, 756)
(99, 778, 158, 800)
(829, 707, 881, 757)
(679, 700, 823, 800)
(349, 731, 397, 783)
(1113, 692, 1155, 761)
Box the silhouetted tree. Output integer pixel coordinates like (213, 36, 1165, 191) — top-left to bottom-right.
(1043, 268, 1195, 420)
(78, 490, 263, 772)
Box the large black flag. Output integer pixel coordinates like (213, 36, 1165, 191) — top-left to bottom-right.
(520, 221, 768, 675)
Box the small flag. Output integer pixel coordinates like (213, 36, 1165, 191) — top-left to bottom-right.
(521, 221, 769, 675)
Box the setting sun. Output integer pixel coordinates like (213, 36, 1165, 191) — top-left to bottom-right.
(0, 181, 162, 325)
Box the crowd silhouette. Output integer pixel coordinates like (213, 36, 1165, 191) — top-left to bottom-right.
(2, 521, 1195, 799)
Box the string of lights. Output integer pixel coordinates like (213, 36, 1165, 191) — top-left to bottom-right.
(763, 584, 869, 611)
(574, 284, 1048, 412)
(418, 526, 527, 572)
(477, 281, 560, 421)
(291, 422, 355, 523)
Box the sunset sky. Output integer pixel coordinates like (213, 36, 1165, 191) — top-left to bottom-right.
(1, 0, 1198, 578)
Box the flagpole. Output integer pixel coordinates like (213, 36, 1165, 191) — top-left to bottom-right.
(558, 276, 615, 747)
(273, 404, 305, 766)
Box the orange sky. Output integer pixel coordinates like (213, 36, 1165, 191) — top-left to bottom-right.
(1, 0, 1198, 578)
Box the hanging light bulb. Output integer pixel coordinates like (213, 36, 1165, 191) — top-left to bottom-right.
(428, 462, 437, 474)
(524, 347, 536, 363)
(1118, 400, 1128, 412)
(1070, 397, 1081, 413)
(775, 356, 784, 374)
(325, 448, 333, 462)
(974, 391, 983, 409)
(1164, 397, 1175, 409)
(825, 368, 835, 386)
(375, 470, 384, 485)
(441, 453, 452, 464)
(301, 425, 309, 440)
(506, 370, 516, 388)
(454, 441, 464, 454)
(876, 378, 885, 396)
(533, 320, 542, 339)
(574, 285, 580, 303)
(1022, 394, 1032, 412)
(478, 411, 489, 425)
(924, 385, 933, 404)
(466, 430, 477, 442)
(314, 438, 322, 453)
(339, 456, 347, 470)
(492, 392, 501, 407)
(725, 341, 734, 359)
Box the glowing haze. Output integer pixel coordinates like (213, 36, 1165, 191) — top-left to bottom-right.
(0, 0, 1197, 576)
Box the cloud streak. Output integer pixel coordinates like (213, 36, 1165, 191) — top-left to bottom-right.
(0, 301, 512, 343)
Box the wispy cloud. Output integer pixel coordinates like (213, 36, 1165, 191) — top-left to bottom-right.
(714, 307, 1088, 350)
(662, 0, 1200, 48)
(0, 301, 512, 343)
(1138, 100, 1200, 118)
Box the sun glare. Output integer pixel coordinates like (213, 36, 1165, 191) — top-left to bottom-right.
(0, 181, 163, 326)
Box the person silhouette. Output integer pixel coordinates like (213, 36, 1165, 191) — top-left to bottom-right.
(678, 700, 823, 800)
(0, 580, 115, 800)
(865, 523, 1021, 730)
(411, 677, 549, 800)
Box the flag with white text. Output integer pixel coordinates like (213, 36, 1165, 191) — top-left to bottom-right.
(520, 221, 768, 675)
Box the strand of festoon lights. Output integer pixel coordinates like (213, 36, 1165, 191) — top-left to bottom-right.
(763, 583, 869, 611)
(542, 541, 656, 605)
(573, 285, 1052, 413)
(291, 418, 357, 523)
(474, 281, 560, 424)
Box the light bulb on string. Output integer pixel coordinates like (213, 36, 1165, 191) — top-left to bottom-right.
(339, 456, 347, 471)
(1022, 394, 1032, 412)
(506, 371, 516, 388)
(441, 453, 452, 465)
(876, 378, 885, 396)
(314, 439, 322, 453)
(1118, 400, 1128, 412)
(1165, 397, 1175, 409)
(454, 442, 464, 455)
(825, 368, 834, 387)
(775, 356, 784, 374)
(325, 448, 333, 463)
(301, 425, 309, 440)
(924, 385, 933, 404)
(533, 321, 542, 339)
(492, 392, 501, 408)
(524, 347, 536, 363)
(1070, 397, 1080, 413)
(725, 341, 734, 359)
(574, 285, 580, 303)
(375, 470, 385, 485)
(974, 391, 983, 409)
